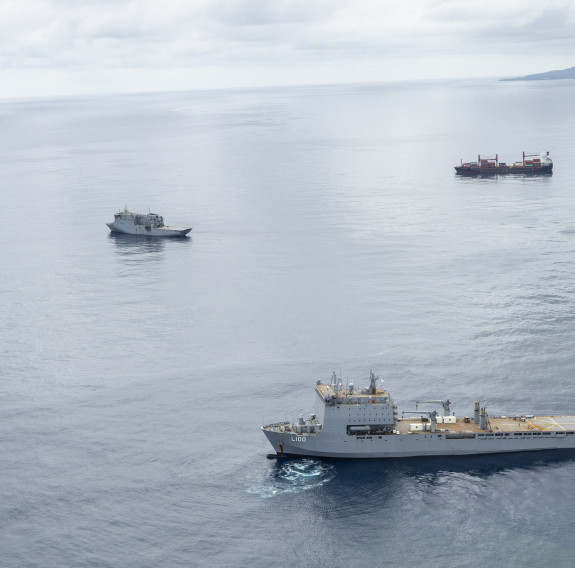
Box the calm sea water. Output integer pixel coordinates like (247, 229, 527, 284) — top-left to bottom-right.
(2, 78, 575, 567)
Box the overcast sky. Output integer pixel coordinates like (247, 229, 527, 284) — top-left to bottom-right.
(1, 0, 574, 98)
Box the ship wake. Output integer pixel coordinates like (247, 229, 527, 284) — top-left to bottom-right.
(248, 459, 334, 498)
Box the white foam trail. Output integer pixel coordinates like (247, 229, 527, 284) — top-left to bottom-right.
(247, 459, 335, 498)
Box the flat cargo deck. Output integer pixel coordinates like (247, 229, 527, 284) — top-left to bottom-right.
(397, 415, 575, 435)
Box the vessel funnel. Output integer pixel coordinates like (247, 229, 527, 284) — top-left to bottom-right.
(479, 406, 487, 430)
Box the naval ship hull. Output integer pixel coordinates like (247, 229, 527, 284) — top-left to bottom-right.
(106, 210, 191, 237)
(263, 422, 575, 459)
(107, 222, 191, 237)
(262, 372, 575, 460)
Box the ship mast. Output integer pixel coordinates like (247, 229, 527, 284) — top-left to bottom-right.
(331, 371, 339, 396)
(369, 370, 380, 394)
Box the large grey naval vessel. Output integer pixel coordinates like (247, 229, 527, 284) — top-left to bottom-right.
(262, 371, 575, 459)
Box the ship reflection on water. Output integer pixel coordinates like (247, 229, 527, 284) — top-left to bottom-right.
(251, 452, 575, 567)
(326, 447, 575, 483)
(256, 448, 575, 500)
(108, 232, 190, 262)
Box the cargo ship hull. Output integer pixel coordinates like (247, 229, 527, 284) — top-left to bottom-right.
(455, 151, 553, 176)
(455, 164, 553, 176)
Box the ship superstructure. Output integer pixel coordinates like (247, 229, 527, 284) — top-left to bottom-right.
(262, 371, 575, 459)
(107, 209, 191, 237)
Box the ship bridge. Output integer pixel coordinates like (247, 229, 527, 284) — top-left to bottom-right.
(316, 370, 392, 406)
(316, 383, 391, 405)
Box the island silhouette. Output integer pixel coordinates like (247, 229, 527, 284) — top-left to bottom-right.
(501, 65, 575, 81)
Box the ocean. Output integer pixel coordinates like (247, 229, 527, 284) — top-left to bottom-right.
(2, 78, 575, 567)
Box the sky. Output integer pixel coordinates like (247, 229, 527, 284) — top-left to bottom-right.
(1, 0, 574, 98)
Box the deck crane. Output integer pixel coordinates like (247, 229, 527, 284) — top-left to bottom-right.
(416, 399, 451, 415)
(401, 410, 439, 432)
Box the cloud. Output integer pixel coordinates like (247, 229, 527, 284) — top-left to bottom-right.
(209, 0, 339, 26)
(0, 0, 574, 95)
(423, 0, 575, 49)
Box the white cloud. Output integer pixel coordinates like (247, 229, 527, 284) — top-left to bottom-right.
(209, 0, 339, 26)
(0, 0, 574, 96)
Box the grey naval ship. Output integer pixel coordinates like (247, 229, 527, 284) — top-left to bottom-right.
(107, 209, 191, 237)
(262, 371, 575, 459)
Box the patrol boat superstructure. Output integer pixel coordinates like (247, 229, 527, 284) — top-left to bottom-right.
(107, 209, 191, 237)
(262, 371, 575, 459)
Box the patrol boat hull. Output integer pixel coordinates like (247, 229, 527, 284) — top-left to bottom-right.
(262, 372, 575, 459)
(107, 209, 191, 237)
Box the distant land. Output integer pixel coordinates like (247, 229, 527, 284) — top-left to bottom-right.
(501, 65, 575, 81)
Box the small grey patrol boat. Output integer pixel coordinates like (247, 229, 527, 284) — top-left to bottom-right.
(107, 208, 191, 237)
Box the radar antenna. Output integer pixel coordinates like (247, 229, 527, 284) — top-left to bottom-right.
(368, 370, 381, 394)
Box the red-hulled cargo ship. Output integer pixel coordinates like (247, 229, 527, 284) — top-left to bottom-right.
(455, 151, 553, 176)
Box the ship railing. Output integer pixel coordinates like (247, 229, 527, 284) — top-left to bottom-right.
(264, 421, 292, 431)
